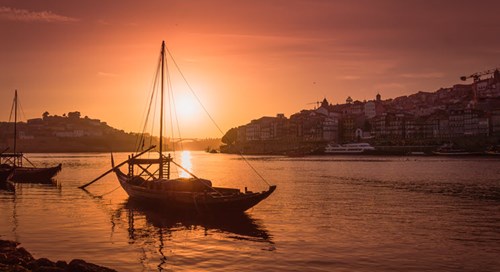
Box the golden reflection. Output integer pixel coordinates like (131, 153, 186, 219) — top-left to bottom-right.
(179, 150, 192, 178)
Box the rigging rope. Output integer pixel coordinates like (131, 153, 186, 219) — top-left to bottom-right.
(165, 47, 225, 136)
(99, 185, 121, 197)
(136, 54, 162, 153)
(165, 55, 176, 155)
(149, 68, 160, 155)
(8, 94, 15, 122)
(129, 42, 273, 188)
(18, 97, 27, 122)
(8, 95, 28, 123)
(164, 45, 271, 187)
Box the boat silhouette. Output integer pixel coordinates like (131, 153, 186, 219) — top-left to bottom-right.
(1, 91, 62, 184)
(81, 41, 276, 213)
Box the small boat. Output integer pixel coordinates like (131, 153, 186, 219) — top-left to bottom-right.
(324, 142, 376, 154)
(432, 143, 479, 156)
(0, 165, 15, 191)
(1, 91, 62, 183)
(205, 147, 219, 154)
(100, 41, 276, 213)
(0, 154, 62, 184)
(484, 145, 500, 156)
(407, 151, 427, 156)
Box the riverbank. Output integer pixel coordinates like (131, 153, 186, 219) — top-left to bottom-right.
(0, 239, 116, 272)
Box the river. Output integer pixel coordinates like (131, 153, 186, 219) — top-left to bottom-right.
(1, 152, 499, 271)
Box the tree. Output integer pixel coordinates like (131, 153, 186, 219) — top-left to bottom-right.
(42, 111, 49, 118)
(222, 127, 238, 145)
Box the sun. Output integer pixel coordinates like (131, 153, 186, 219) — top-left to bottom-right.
(173, 94, 199, 121)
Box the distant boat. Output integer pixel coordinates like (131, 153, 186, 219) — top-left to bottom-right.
(108, 41, 275, 212)
(432, 143, 479, 156)
(484, 146, 500, 156)
(0, 164, 15, 191)
(407, 151, 427, 156)
(205, 147, 219, 154)
(1, 90, 62, 183)
(324, 142, 376, 154)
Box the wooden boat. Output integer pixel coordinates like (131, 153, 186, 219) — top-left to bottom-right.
(0, 165, 15, 191)
(105, 41, 276, 213)
(116, 167, 276, 212)
(0, 154, 61, 184)
(10, 164, 62, 183)
(1, 91, 62, 183)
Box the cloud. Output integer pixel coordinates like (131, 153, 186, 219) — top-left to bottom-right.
(0, 6, 78, 22)
(98, 72, 120, 77)
(400, 72, 445, 79)
(339, 75, 361, 80)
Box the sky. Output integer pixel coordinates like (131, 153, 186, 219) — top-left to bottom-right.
(1, 0, 499, 138)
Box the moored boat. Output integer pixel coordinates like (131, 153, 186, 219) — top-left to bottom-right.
(0, 165, 15, 191)
(0, 154, 62, 184)
(1, 91, 62, 183)
(484, 145, 500, 156)
(324, 142, 376, 154)
(432, 143, 480, 156)
(115, 165, 276, 212)
(83, 41, 276, 213)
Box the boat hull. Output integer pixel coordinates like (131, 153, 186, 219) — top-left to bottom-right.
(115, 169, 276, 213)
(0, 167, 12, 182)
(11, 164, 62, 183)
(0, 167, 15, 191)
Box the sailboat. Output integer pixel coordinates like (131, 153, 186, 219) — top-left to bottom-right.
(0, 90, 62, 183)
(107, 41, 276, 212)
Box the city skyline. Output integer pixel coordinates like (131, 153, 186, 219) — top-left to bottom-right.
(1, 0, 500, 137)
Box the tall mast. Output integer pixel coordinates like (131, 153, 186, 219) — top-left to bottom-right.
(159, 41, 165, 179)
(13, 90, 18, 157)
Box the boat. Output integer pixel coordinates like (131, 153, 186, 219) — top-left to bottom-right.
(484, 150, 500, 156)
(324, 142, 376, 154)
(0, 164, 15, 191)
(1, 90, 62, 183)
(205, 147, 219, 154)
(484, 145, 500, 156)
(99, 41, 275, 213)
(432, 143, 480, 156)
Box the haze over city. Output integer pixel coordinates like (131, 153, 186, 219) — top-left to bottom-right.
(1, 0, 499, 137)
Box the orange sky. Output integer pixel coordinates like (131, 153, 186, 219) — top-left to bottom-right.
(1, 0, 499, 138)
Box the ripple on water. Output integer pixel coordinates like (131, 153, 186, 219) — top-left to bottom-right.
(1, 153, 499, 271)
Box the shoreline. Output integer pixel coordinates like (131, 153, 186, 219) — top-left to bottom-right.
(0, 239, 116, 272)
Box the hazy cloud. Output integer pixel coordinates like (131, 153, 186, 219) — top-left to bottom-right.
(98, 72, 120, 77)
(0, 6, 78, 22)
(339, 75, 361, 80)
(400, 72, 445, 79)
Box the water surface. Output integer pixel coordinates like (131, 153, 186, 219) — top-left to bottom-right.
(1, 152, 499, 271)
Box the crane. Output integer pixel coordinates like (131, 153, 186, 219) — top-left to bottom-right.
(460, 68, 499, 82)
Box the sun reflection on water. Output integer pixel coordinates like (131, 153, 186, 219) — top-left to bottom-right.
(179, 150, 192, 178)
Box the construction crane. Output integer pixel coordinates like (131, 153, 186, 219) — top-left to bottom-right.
(307, 101, 321, 108)
(460, 68, 499, 82)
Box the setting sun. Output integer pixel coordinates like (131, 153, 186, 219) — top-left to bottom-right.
(172, 93, 200, 123)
